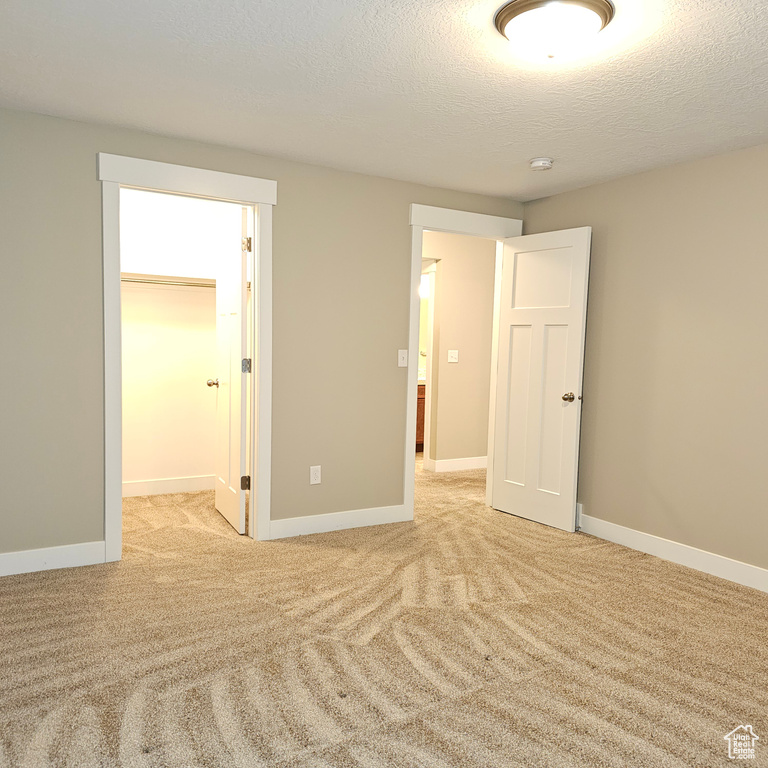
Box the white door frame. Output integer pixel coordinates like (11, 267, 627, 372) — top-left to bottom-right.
(99, 154, 277, 558)
(406, 204, 523, 514)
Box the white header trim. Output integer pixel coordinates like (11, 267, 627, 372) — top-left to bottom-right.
(98, 154, 277, 205)
(410, 204, 522, 239)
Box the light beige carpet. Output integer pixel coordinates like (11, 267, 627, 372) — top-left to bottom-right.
(1, 466, 767, 767)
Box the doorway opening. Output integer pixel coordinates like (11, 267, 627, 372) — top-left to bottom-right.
(406, 205, 592, 534)
(119, 188, 250, 534)
(404, 205, 522, 519)
(99, 154, 276, 559)
(416, 232, 497, 476)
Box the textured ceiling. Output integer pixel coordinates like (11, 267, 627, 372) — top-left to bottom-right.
(2, 0, 768, 201)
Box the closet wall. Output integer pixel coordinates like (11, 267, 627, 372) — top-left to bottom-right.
(121, 282, 216, 496)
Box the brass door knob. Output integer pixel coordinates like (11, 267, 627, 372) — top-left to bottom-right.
(207, 378, 219, 388)
(562, 392, 575, 402)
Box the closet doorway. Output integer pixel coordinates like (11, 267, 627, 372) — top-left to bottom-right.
(99, 154, 276, 558)
(120, 189, 249, 533)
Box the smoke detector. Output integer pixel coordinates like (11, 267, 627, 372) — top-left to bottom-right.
(530, 157, 554, 171)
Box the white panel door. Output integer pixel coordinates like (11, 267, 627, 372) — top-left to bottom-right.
(491, 227, 591, 531)
(214, 209, 248, 533)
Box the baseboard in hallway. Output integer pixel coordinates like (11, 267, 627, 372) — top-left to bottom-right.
(122, 474, 215, 497)
(422, 456, 487, 472)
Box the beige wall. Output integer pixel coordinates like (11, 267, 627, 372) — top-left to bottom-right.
(423, 231, 496, 462)
(524, 141, 768, 570)
(0, 107, 521, 553)
(121, 283, 216, 494)
(418, 293, 429, 382)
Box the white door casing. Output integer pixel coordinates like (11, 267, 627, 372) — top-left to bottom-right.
(214, 209, 249, 533)
(99, 153, 276, 558)
(491, 227, 591, 532)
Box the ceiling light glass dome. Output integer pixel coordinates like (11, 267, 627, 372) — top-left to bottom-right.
(495, 0, 615, 60)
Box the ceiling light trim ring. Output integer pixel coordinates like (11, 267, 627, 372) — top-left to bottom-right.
(494, 0, 615, 39)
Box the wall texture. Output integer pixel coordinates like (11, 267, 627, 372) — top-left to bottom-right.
(121, 283, 216, 495)
(418, 293, 429, 382)
(0, 107, 521, 553)
(422, 231, 496, 462)
(524, 141, 768, 570)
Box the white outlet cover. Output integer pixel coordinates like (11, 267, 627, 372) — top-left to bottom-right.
(447, 349, 459, 363)
(310, 465, 321, 485)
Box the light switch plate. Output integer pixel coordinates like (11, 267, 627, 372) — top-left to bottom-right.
(398, 349, 408, 367)
(447, 349, 459, 363)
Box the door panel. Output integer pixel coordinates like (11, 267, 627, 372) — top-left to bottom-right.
(538, 324, 568, 494)
(214, 210, 248, 533)
(504, 325, 532, 485)
(491, 228, 591, 531)
(512, 247, 573, 309)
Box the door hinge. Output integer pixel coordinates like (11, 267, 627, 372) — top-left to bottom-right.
(242, 236, 252, 252)
(242, 358, 252, 373)
(241, 475, 251, 490)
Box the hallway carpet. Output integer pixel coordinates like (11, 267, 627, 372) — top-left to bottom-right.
(1, 467, 767, 767)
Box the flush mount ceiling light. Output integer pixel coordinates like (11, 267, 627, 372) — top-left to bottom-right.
(495, 0, 615, 60)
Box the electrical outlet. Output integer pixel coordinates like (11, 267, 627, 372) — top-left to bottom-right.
(310, 465, 321, 485)
(447, 349, 459, 363)
(398, 349, 408, 367)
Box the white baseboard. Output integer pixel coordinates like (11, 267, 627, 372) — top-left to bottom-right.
(269, 504, 412, 540)
(422, 456, 487, 473)
(0, 541, 106, 578)
(122, 474, 215, 497)
(580, 514, 768, 594)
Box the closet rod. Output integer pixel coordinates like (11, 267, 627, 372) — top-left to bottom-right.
(121, 277, 215, 288)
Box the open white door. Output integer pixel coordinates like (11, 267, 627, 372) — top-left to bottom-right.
(490, 227, 591, 532)
(214, 209, 249, 533)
